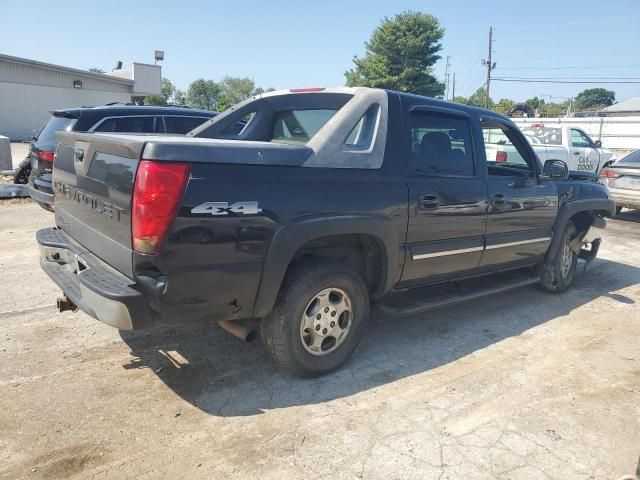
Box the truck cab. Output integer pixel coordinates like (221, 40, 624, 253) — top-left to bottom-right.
(37, 88, 615, 377)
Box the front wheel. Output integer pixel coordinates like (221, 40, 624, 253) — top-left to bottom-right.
(539, 221, 578, 293)
(260, 261, 369, 377)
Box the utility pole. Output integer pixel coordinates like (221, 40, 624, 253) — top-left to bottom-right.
(444, 55, 451, 100)
(451, 72, 456, 101)
(481, 27, 496, 109)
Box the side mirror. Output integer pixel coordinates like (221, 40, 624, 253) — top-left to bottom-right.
(542, 159, 569, 179)
(594, 140, 602, 148)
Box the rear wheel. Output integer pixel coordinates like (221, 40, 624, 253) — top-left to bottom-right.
(539, 221, 578, 293)
(12, 165, 30, 184)
(260, 261, 369, 377)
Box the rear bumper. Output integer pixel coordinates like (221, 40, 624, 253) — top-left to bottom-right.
(28, 170, 54, 210)
(608, 187, 640, 210)
(37, 228, 154, 330)
(28, 184, 54, 209)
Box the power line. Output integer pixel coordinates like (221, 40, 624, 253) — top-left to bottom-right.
(496, 64, 640, 71)
(497, 18, 640, 30)
(456, 31, 489, 98)
(496, 76, 640, 80)
(493, 78, 640, 84)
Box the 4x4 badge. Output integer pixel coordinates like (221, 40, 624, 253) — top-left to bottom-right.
(191, 201, 262, 216)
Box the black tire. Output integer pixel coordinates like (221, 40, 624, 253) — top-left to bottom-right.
(13, 165, 30, 184)
(260, 260, 369, 377)
(539, 221, 578, 293)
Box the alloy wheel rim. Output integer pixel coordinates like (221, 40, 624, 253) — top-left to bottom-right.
(560, 239, 574, 278)
(299, 287, 352, 356)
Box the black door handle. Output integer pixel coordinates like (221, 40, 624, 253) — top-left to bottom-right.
(491, 193, 506, 206)
(419, 193, 439, 209)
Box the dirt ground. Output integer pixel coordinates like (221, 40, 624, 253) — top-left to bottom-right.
(1, 202, 639, 480)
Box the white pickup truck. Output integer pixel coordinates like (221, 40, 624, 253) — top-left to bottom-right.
(484, 124, 617, 173)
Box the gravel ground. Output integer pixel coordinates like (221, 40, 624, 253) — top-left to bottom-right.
(1, 203, 639, 480)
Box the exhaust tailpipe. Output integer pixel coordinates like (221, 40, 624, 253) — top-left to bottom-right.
(218, 319, 258, 342)
(57, 295, 78, 313)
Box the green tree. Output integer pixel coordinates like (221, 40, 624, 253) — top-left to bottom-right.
(216, 77, 276, 111)
(467, 87, 492, 108)
(575, 88, 615, 110)
(217, 76, 257, 111)
(452, 96, 469, 104)
(144, 78, 177, 106)
(493, 98, 516, 115)
(345, 11, 445, 97)
(525, 96, 545, 111)
(174, 89, 187, 105)
(186, 79, 221, 110)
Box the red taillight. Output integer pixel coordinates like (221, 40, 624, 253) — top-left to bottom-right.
(599, 168, 619, 179)
(37, 150, 55, 162)
(132, 160, 191, 255)
(290, 87, 326, 93)
(496, 151, 508, 163)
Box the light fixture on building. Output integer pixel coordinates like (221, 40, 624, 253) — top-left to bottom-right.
(114, 61, 123, 70)
(154, 50, 164, 65)
(73, 80, 83, 89)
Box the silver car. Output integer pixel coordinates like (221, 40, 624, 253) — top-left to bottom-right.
(600, 149, 640, 213)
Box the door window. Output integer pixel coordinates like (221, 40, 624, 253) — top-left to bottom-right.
(410, 112, 475, 176)
(93, 116, 155, 133)
(482, 122, 536, 176)
(162, 116, 210, 134)
(570, 129, 592, 148)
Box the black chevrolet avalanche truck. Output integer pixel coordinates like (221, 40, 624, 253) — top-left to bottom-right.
(37, 88, 615, 377)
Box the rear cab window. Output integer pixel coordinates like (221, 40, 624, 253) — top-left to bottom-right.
(189, 89, 388, 169)
(272, 109, 338, 144)
(192, 92, 353, 143)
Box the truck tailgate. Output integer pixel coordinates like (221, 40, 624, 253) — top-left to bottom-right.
(53, 132, 314, 279)
(53, 133, 144, 278)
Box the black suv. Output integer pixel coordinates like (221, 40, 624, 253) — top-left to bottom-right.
(23, 105, 216, 210)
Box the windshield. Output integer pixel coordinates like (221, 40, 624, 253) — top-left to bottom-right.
(35, 114, 77, 149)
(520, 126, 562, 146)
(616, 150, 640, 166)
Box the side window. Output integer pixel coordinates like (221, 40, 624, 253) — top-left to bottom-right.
(571, 129, 592, 148)
(344, 104, 380, 151)
(410, 112, 475, 176)
(482, 122, 535, 176)
(93, 116, 155, 133)
(163, 116, 209, 134)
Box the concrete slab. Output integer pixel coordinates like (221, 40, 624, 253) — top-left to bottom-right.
(0, 203, 639, 479)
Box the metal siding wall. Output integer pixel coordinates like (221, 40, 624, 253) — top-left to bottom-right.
(0, 59, 132, 93)
(131, 63, 161, 96)
(0, 82, 131, 140)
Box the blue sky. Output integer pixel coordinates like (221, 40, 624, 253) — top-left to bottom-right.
(2, 0, 639, 102)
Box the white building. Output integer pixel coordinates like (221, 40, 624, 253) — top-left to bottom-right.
(601, 98, 640, 117)
(0, 53, 161, 140)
